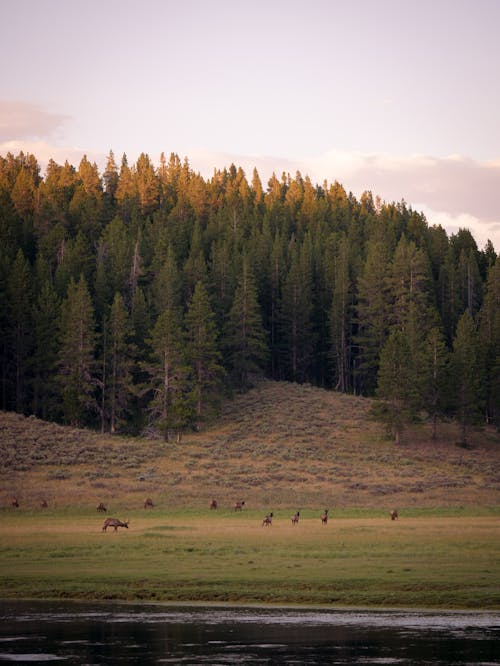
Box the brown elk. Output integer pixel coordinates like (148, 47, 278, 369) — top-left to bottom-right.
(102, 518, 129, 532)
(234, 500, 245, 511)
(291, 511, 300, 525)
(144, 498, 154, 509)
(40, 500, 48, 508)
(390, 509, 399, 520)
(210, 499, 218, 510)
(262, 512, 273, 526)
(96, 502, 107, 512)
(11, 497, 19, 508)
(321, 509, 329, 525)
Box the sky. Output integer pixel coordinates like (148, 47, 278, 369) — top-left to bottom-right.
(1, 0, 499, 250)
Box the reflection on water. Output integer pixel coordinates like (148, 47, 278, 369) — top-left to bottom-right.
(0, 600, 498, 664)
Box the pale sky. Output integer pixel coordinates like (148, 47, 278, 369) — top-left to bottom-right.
(1, 0, 499, 250)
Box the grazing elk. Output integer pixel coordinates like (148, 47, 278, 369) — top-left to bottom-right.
(210, 499, 218, 510)
(40, 499, 48, 508)
(390, 509, 399, 521)
(262, 512, 273, 527)
(291, 511, 300, 526)
(321, 509, 329, 525)
(102, 518, 129, 532)
(96, 502, 107, 512)
(234, 500, 245, 511)
(11, 497, 19, 508)
(144, 498, 154, 509)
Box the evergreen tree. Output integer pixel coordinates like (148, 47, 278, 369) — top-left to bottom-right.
(58, 276, 96, 426)
(450, 310, 484, 444)
(135, 152, 159, 216)
(6, 250, 33, 412)
(478, 258, 500, 428)
(106, 292, 135, 433)
(375, 329, 413, 444)
(32, 282, 60, 420)
(184, 281, 225, 420)
(280, 239, 314, 382)
(144, 307, 191, 441)
(151, 243, 182, 318)
(419, 326, 450, 439)
(329, 234, 353, 392)
(224, 259, 268, 389)
(355, 240, 391, 393)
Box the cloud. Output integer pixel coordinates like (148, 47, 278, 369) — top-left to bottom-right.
(0, 100, 69, 141)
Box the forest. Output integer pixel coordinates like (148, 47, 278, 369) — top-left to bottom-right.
(0, 150, 498, 442)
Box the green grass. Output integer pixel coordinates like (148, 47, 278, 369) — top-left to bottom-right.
(1, 511, 499, 609)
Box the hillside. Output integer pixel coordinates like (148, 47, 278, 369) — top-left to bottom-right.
(1, 380, 499, 511)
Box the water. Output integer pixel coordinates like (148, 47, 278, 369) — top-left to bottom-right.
(0, 601, 498, 664)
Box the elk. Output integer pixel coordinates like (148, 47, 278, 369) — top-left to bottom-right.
(321, 509, 329, 525)
(234, 500, 245, 511)
(11, 497, 19, 508)
(291, 511, 300, 525)
(144, 498, 154, 509)
(96, 502, 107, 512)
(390, 509, 399, 520)
(40, 499, 48, 508)
(102, 518, 129, 532)
(262, 512, 273, 526)
(210, 499, 218, 510)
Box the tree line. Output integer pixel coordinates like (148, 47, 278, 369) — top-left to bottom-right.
(0, 150, 498, 442)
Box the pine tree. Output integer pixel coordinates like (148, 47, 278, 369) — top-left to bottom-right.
(329, 234, 353, 392)
(106, 293, 135, 433)
(32, 282, 60, 420)
(375, 329, 413, 444)
(58, 276, 96, 426)
(419, 326, 450, 439)
(355, 240, 391, 394)
(6, 249, 33, 412)
(152, 243, 182, 318)
(478, 258, 500, 427)
(224, 259, 268, 389)
(135, 152, 159, 216)
(144, 307, 191, 441)
(280, 239, 314, 382)
(184, 281, 225, 420)
(450, 310, 484, 444)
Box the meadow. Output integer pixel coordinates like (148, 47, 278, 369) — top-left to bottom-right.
(1, 380, 499, 608)
(0, 509, 499, 608)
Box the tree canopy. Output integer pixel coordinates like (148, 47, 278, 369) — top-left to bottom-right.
(0, 150, 497, 437)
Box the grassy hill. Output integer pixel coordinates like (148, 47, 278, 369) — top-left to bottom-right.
(1, 380, 499, 512)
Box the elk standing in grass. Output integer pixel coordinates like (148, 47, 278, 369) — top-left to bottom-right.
(144, 498, 154, 509)
(234, 500, 245, 511)
(321, 509, 329, 525)
(97, 502, 107, 512)
(40, 500, 48, 508)
(262, 512, 273, 526)
(210, 499, 218, 510)
(390, 509, 398, 520)
(102, 518, 129, 532)
(11, 497, 19, 508)
(291, 511, 300, 525)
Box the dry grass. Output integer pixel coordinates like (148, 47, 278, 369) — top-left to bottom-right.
(1, 379, 499, 512)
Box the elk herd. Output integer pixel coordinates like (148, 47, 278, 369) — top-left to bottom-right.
(7, 495, 399, 531)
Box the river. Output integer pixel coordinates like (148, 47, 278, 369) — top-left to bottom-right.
(0, 601, 498, 664)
